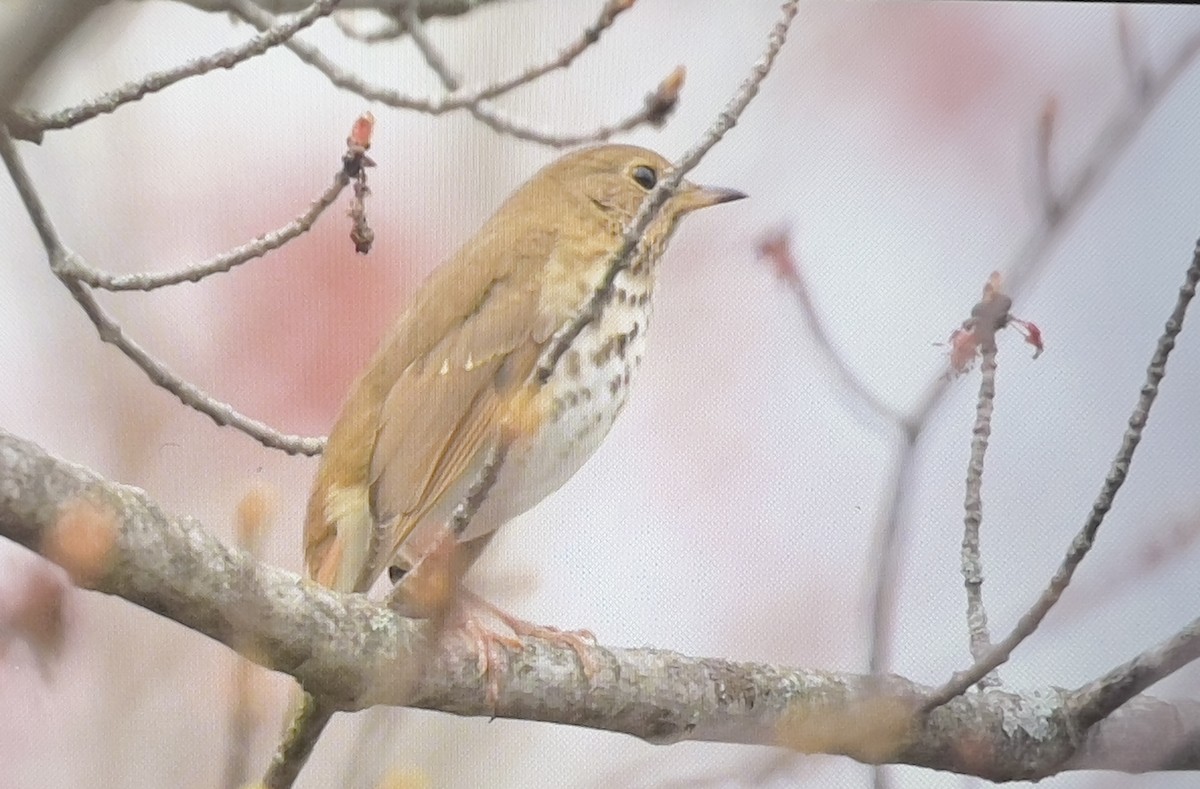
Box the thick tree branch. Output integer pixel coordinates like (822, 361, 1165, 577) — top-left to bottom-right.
(2, 427, 1200, 780)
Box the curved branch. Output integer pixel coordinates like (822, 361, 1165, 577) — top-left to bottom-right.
(71, 170, 350, 292)
(226, 0, 680, 148)
(1, 427, 1200, 780)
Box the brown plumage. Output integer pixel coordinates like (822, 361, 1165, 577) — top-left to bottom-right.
(304, 143, 745, 601)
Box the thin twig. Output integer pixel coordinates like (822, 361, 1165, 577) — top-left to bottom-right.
(538, 0, 798, 382)
(8, 0, 342, 141)
(866, 23, 1200, 683)
(69, 171, 350, 291)
(1006, 26, 1200, 296)
(262, 695, 336, 789)
(401, 2, 463, 88)
(226, 0, 681, 148)
(401, 0, 637, 103)
(172, 0, 508, 16)
(756, 228, 905, 433)
(866, 429, 920, 676)
(1069, 615, 1200, 734)
(0, 127, 325, 456)
(922, 238, 1200, 713)
(1115, 8, 1152, 100)
(1035, 96, 1059, 221)
(961, 345, 998, 679)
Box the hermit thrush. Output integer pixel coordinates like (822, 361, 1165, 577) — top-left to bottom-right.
(305, 143, 744, 620)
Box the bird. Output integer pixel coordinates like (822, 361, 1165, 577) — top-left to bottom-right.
(305, 143, 745, 625)
(266, 144, 743, 787)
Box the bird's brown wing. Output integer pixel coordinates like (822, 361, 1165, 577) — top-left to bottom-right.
(365, 273, 548, 588)
(302, 215, 558, 594)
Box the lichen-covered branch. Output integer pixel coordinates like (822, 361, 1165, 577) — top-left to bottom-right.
(1, 427, 1199, 780)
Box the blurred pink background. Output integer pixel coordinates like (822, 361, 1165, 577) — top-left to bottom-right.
(2, 2, 1200, 787)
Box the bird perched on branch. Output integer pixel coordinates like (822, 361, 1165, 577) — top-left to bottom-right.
(266, 143, 743, 787)
(309, 142, 744, 616)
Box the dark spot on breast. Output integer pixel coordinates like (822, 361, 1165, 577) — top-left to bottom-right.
(592, 336, 615, 367)
(566, 350, 582, 379)
(615, 333, 628, 359)
(608, 376, 621, 396)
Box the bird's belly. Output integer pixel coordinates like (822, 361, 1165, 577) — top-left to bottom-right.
(464, 300, 651, 541)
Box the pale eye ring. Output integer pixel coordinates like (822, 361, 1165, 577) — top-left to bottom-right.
(631, 165, 657, 190)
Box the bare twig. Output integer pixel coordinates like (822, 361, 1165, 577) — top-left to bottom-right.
(1005, 26, 1200, 297)
(401, 0, 638, 103)
(1035, 96, 1059, 221)
(173, 0, 507, 17)
(0, 127, 326, 456)
(226, 0, 681, 148)
(1070, 615, 1200, 734)
(401, 3, 463, 88)
(756, 228, 905, 433)
(539, 0, 797, 382)
(956, 273, 1016, 683)
(866, 22, 1200, 684)
(923, 238, 1200, 713)
(1115, 8, 1152, 100)
(262, 697, 337, 789)
(8, 0, 342, 142)
(68, 171, 350, 291)
(961, 345, 998, 677)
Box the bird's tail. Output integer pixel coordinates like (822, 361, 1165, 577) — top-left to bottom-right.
(261, 692, 335, 789)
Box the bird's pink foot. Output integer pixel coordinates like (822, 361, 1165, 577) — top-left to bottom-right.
(460, 590, 599, 677)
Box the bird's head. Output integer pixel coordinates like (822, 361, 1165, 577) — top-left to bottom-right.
(537, 143, 746, 232)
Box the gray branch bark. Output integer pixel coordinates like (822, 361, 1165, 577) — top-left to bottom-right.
(1, 427, 1198, 781)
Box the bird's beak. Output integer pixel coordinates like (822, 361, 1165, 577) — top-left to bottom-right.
(680, 182, 748, 212)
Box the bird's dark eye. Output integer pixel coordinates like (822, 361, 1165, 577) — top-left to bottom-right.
(631, 165, 657, 190)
